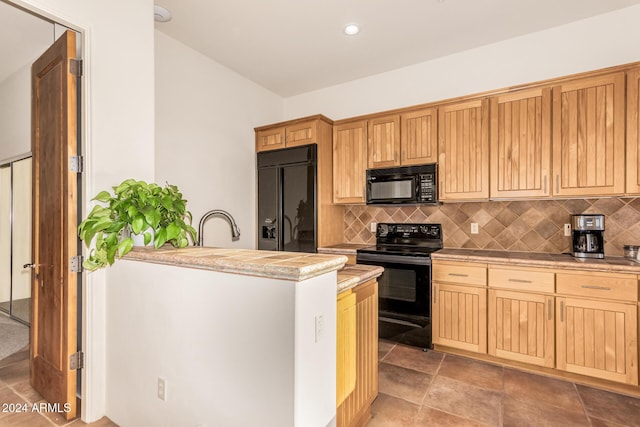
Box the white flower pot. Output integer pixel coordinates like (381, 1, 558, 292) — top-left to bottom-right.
(131, 227, 155, 247)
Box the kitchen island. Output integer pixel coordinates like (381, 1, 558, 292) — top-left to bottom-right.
(104, 247, 381, 427)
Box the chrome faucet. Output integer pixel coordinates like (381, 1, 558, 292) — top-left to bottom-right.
(197, 209, 241, 246)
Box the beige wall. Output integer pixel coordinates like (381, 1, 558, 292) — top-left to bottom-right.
(284, 5, 640, 121)
(154, 31, 283, 249)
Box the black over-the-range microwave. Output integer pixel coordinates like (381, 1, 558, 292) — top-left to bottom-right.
(366, 164, 438, 205)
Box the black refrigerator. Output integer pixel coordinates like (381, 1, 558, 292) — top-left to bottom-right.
(257, 144, 317, 253)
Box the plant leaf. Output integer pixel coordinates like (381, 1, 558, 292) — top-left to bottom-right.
(131, 214, 146, 234)
(165, 222, 180, 241)
(117, 238, 134, 257)
(92, 191, 112, 202)
(154, 228, 167, 248)
(145, 209, 161, 229)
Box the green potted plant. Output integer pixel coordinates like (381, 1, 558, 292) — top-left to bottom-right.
(78, 179, 197, 271)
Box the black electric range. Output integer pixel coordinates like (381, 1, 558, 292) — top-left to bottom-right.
(356, 223, 442, 349)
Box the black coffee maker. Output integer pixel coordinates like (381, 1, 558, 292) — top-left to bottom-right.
(571, 214, 605, 259)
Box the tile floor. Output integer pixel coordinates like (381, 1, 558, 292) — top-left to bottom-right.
(0, 346, 117, 426)
(3, 340, 640, 426)
(372, 340, 640, 426)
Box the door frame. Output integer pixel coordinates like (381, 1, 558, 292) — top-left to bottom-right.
(7, 0, 96, 421)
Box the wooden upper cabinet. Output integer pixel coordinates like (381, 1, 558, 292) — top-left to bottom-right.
(490, 87, 551, 198)
(401, 108, 437, 166)
(551, 72, 626, 197)
(438, 99, 489, 201)
(627, 68, 640, 194)
(255, 116, 326, 152)
(285, 120, 317, 148)
(367, 115, 400, 169)
(333, 121, 367, 204)
(256, 127, 286, 152)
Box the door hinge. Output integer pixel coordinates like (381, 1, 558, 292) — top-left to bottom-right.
(70, 255, 83, 273)
(70, 59, 83, 77)
(70, 351, 84, 370)
(70, 155, 84, 173)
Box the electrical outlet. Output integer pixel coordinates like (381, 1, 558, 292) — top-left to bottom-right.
(564, 223, 572, 237)
(370, 222, 377, 232)
(470, 223, 479, 234)
(157, 377, 167, 401)
(315, 315, 324, 343)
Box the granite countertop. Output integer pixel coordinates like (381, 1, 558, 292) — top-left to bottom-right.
(432, 248, 640, 274)
(317, 243, 371, 255)
(337, 264, 384, 293)
(125, 247, 347, 281)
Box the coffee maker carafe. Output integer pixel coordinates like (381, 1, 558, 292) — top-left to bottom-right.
(571, 214, 604, 259)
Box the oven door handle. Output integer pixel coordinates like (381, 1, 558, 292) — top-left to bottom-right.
(356, 252, 432, 266)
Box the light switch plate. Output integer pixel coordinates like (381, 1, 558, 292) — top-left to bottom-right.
(370, 222, 377, 232)
(470, 223, 479, 234)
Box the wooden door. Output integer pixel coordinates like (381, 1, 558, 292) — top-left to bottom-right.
(333, 121, 367, 204)
(490, 87, 551, 198)
(256, 127, 285, 152)
(438, 99, 489, 201)
(627, 68, 640, 194)
(31, 30, 79, 419)
(551, 72, 625, 196)
(488, 290, 554, 368)
(401, 108, 437, 166)
(285, 120, 317, 148)
(367, 115, 400, 169)
(556, 297, 638, 385)
(432, 282, 487, 353)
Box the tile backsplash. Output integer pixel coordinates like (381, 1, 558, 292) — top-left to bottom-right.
(343, 198, 640, 257)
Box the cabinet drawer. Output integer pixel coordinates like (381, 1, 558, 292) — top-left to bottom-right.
(489, 267, 554, 293)
(433, 261, 487, 286)
(556, 272, 638, 302)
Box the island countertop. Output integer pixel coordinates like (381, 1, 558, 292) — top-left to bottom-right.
(432, 248, 640, 274)
(337, 264, 384, 293)
(125, 246, 348, 281)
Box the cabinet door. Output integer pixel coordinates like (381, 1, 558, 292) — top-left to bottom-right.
(438, 99, 489, 201)
(490, 87, 551, 198)
(627, 68, 640, 194)
(337, 279, 378, 427)
(556, 297, 638, 385)
(488, 290, 554, 368)
(552, 72, 625, 196)
(336, 290, 357, 407)
(333, 121, 367, 204)
(368, 115, 400, 169)
(256, 127, 286, 152)
(432, 282, 487, 353)
(286, 120, 317, 148)
(401, 108, 437, 166)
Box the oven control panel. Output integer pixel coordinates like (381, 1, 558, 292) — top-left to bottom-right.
(377, 223, 441, 240)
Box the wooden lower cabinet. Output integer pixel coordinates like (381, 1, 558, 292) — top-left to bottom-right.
(336, 290, 357, 407)
(488, 289, 555, 368)
(432, 283, 487, 353)
(337, 279, 378, 427)
(556, 297, 638, 386)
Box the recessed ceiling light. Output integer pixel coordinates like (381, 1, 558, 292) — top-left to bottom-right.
(343, 24, 360, 36)
(154, 4, 172, 23)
